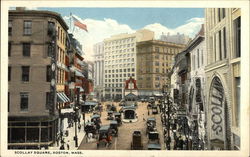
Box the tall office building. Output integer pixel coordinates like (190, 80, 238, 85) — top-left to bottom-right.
(103, 29, 154, 100)
(136, 40, 185, 96)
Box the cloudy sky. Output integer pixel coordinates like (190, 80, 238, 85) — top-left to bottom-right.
(37, 8, 204, 61)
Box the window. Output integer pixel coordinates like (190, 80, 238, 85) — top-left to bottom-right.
(155, 62, 159, 66)
(219, 30, 222, 60)
(23, 21, 32, 35)
(46, 92, 51, 110)
(234, 16, 241, 58)
(155, 47, 159, 52)
(23, 43, 31, 56)
(223, 27, 227, 58)
(8, 92, 10, 112)
(22, 66, 30, 82)
(9, 20, 12, 36)
(46, 65, 51, 82)
(20, 92, 29, 111)
(8, 66, 11, 81)
(197, 49, 200, 68)
(156, 68, 159, 73)
(235, 77, 240, 127)
(8, 42, 11, 57)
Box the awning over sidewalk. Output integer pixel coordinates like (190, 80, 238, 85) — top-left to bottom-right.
(75, 70, 85, 78)
(57, 92, 70, 103)
(61, 108, 74, 114)
(76, 86, 84, 92)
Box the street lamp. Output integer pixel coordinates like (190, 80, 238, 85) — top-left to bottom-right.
(74, 87, 80, 147)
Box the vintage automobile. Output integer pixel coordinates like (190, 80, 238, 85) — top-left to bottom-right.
(146, 117, 157, 135)
(107, 111, 114, 120)
(91, 114, 101, 124)
(109, 104, 117, 112)
(147, 131, 161, 150)
(84, 122, 98, 138)
(114, 112, 122, 126)
(110, 120, 118, 137)
(152, 105, 158, 114)
(131, 130, 143, 150)
(97, 125, 112, 148)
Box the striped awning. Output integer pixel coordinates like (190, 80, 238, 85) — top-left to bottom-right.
(75, 70, 85, 78)
(57, 92, 70, 103)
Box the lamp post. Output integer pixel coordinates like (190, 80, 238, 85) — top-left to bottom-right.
(74, 87, 80, 147)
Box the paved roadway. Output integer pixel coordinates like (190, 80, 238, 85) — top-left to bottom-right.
(78, 101, 165, 150)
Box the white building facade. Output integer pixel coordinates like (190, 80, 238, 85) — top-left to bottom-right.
(103, 29, 154, 100)
(187, 25, 207, 149)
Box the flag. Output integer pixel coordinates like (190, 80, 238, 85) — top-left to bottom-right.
(72, 16, 88, 32)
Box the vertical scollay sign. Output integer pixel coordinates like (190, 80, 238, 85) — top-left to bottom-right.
(209, 77, 225, 142)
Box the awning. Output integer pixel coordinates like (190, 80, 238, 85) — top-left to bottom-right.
(57, 92, 70, 103)
(76, 86, 84, 92)
(75, 70, 85, 78)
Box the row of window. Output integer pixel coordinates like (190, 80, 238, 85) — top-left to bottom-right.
(8, 65, 60, 83)
(105, 63, 135, 68)
(104, 73, 135, 80)
(105, 37, 135, 46)
(105, 48, 135, 55)
(105, 43, 135, 50)
(8, 92, 51, 112)
(105, 68, 135, 73)
(105, 84, 124, 88)
(138, 46, 180, 54)
(140, 68, 169, 74)
(105, 53, 135, 59)
(191, 48, 204, 70)
(8, 42, 31, 57)
(105, 58, 135, 64)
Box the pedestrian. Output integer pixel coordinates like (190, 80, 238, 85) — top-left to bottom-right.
(67, 142, 70, 150)
(60, 144, 65, 150)
(148, 110, 150, 115)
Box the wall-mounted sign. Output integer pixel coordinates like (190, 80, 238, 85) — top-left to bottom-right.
(209, 77, 225, 142)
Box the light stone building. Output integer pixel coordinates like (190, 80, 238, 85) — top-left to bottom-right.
(186, 24, 207, 149)
(136, 40, 185, 97)
(8, 8, 69, 149)
(205, 8, 241, 150)
(103, 29, 154, 100)
(160, 32, 191, 45)
(93, 42, 104, 100)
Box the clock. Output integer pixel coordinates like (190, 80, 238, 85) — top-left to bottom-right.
(51, 63, 56, 71)
(51, 79, 55, 86)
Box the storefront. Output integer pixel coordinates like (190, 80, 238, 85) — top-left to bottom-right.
(8, 116, 58, 149)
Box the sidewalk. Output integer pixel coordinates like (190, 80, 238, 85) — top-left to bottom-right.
(49, 114, 92, 150)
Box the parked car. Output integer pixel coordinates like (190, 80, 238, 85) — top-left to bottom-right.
(131, 130, 143, 150)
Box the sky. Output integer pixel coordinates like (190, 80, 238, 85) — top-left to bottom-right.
(35, 8, 204, 61)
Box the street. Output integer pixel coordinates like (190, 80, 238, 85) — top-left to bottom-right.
(78, 101, 165, 150)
